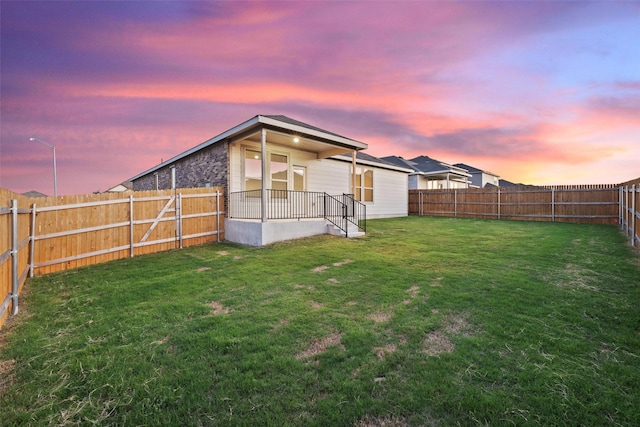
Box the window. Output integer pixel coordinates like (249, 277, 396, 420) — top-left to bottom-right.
(244, 149, 262, 192)
(293, 166, 306, 191)
(354, 166, 373, 202)
(271, 153, 288, 198)
(244, 149, 292, 198)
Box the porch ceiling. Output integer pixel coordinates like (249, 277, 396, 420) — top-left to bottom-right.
(240, 128, 360, 158)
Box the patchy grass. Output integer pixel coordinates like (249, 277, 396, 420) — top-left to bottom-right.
(1, 217, 639, 425)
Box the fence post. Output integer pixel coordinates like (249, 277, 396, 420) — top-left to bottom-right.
(29, 203, 36, 278)
(551, 188, 555, 222)
(632, 185, 637, 248)
(11, 199, 19, 315)
(454, 189, 457, 217)
(497, 188, 501, 220)
(625, 186, 630, 236)
(129, 194, 134, 258)
(619, 186, 623, 228)
(216, 191, 221, 243)
(178, 193, 183, 249)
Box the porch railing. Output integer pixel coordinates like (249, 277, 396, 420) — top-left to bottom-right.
(228, 190, 366, 236)
(331, 193, 367, 234)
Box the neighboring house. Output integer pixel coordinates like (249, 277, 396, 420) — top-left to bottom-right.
(498, 179, 519, 187)
(21, 190, 48, 198)
(453, 163, 499, 188)
(130, 115, 411, 246)
(382, 155, 471, 190)
(105, 181, 133, 193)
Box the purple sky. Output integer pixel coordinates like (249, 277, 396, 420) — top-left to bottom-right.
(1, 1, 639, 196)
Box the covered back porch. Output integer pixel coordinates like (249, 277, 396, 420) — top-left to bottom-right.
(225, 115, 368, 246)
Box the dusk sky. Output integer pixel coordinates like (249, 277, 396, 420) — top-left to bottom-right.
(1, 1, 639, 196)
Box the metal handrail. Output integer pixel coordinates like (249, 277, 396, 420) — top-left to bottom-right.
(228, 189, 366, 236)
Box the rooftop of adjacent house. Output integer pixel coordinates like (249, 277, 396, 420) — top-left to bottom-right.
(130, 114, 369, 181)
(406, 156, 471, 176)
(453, 163, 499, 177)
(380, 156, 417, 170)
(21, 190, 48, 198)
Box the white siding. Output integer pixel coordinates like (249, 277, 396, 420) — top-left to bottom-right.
(228, 141, 408, 218)
(368, 166, 408, 218)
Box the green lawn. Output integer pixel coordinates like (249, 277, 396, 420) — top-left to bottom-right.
(1, 217, 639, 426)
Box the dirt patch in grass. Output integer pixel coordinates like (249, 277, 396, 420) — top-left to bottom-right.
(196, 267, 211, 272)
(431, 277, 443, 287)
(373, 344, 397, 360)
(312, 265, 329, 273)
(406, 285, 420, 298)
(333, 259, 353, 267)
(311, 301, 324, 309)
(346, 301, 357, 306)
(423, 330, 455, 355)
(355, 414, 409, 427)
(367, 310, 393, 323)
(327, 278, 340, 284)
(209, 301, 230, 315)
(216, 251, 230, 256)
(423, 313, 475, 355)
(443, 313, 474, 337)
(233, 255, 243, 260)
(294, 284, 315, 290)
(0, 358, 16, 393)
(555, 263, 599, 291)
(295, 332, 344, 359)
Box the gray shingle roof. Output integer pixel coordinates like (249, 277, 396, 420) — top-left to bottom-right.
(410, 156, 469, 175)
(380, 156, 417, 170)
(262, 115, 357, 142)
(453, 163, 482, 173)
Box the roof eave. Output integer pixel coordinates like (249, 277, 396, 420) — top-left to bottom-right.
(258, 115, 367, 151)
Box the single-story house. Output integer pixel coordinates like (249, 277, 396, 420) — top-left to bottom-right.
(453, 163, 499, 188)
(130, 115, 412, 246)
(381, 155, 471, 190)
(105, 181, 133, 193)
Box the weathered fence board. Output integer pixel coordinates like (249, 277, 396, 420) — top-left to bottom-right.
(0, 187, 224, 328)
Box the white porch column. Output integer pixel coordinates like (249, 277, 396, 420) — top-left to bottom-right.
(447, 173, 450, 189)
(351, 150, 357, 196)
(261, 128, 267, 223)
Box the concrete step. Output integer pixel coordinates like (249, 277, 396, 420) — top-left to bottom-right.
(327, 222, 365, 238)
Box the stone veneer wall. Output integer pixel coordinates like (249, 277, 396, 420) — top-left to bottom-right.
(132, 141, 229, 197)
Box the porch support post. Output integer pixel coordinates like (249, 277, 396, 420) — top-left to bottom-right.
(351, 151, 357, 196)
(261, 128, 267, 223)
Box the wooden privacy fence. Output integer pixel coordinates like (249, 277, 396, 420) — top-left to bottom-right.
(410, 178, 640, 249)
(1, 187, 224, 328)
(409, 185, 621, 225)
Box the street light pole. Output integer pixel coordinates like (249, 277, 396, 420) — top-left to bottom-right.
(28, 137, 58, 197)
